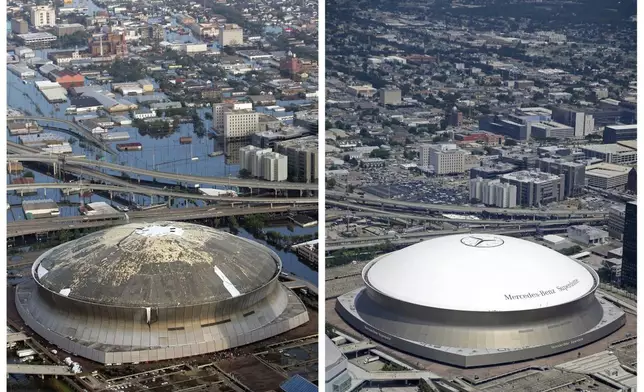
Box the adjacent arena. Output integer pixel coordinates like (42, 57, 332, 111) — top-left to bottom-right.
(336, 234, 626, 368)
(16, 222, 309, 364)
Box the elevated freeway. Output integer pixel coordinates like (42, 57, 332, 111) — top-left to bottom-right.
(8, 204, 317, 237)
(8, 152, 318, 191)
(327, 191, 608, 218)
(326, 226, 577, 251)
(8, 183, 317, 205)
(7, 364, 75, 376)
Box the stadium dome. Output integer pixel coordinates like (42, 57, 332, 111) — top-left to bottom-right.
(17, 222, 309, 364)
(336, 233, 626, 368)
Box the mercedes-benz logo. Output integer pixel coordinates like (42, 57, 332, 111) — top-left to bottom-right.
(460, 235, 504, 248)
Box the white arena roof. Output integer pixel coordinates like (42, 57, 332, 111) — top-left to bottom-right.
(364, 234, 596, 312)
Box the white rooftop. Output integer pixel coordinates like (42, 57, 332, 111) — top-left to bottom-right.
(364, 234, 596, 312)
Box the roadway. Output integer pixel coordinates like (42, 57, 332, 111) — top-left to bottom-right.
(327, 191, 608, 218)
(7, 364, 75, 376)
(8, 204, 317, 237)
(8, 151, 318, 191)
(7, 332, 30, 343)
(325, 227, 573, 251)
(327, 202, 605, 226)
(8, 183, 317, 205)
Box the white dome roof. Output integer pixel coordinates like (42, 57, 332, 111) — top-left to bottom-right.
(364, 234, 596, 312)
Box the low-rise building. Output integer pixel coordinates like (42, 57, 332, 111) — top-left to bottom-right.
(530, 120, 575, 139)
(567, 225, 609, 246)
(585, 162, 631, 190)
(500, 170, 565, 206)
(581, 142, 637, 165)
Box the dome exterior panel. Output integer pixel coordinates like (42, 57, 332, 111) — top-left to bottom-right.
(365, 234, 595, 312)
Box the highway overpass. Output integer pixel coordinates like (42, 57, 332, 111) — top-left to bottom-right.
(8, 152, 317, 191)
(8, 204, 316, 237)
(8, 183, 317, 205)
(7, 364, 75, 376)
(326, 191, 608, 218)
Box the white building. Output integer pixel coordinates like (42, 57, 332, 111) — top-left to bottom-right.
(530, 120, 575, 139)
(182, 43, 208, 54)
(567, 225, 609, 246)
(262, 152, 288, 182)
(239, 146, 287, 181)
(420, 144, 466, 174)
(469, 177, 517, 208)
(219, 24, 243, 46)
(30, 5, 56, 27)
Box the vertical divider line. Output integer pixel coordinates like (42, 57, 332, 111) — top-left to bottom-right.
(318, 0, 327, 385)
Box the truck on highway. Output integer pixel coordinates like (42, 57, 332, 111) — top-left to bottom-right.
(16, 349, 36, 358)
(331, 336, 347, 345)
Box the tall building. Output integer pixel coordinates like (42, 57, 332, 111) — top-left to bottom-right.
(500, 170, 565, 206)
(448, 106, 463, 127)
(275, 136, 318, 183)
(469, 178, 517, 208)
(420, 144, 466, 174)
(537, 158, 585, 197)
(30, 5, 56, 27)
(262, 152, 288, 182)
(11, 19, 29, 34)
(552, 107, 595, 138)
(213, 102, 259, 139)
(620, 202, 637, 289)
(603, 124, 637, 144)
(219, 24, 243, 46)
(607, 204, 626, 240)
(379, 88, 402, 105)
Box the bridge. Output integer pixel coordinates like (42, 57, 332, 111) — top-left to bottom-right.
(8, 204, 317, 237)
(327, 192, 608, 218)
(8, 152, 318, 191)
(9, 116, 114, 153)
(7, 364, 75, 376)
(7, 332, 30, 343)
(8, 183, 317, 205)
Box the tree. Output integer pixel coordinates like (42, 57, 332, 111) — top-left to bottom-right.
(326, 178, 337, 189)
(238, 169, 252, 178)
(370, 149, 390, 159)
(504, 138, 518, 146)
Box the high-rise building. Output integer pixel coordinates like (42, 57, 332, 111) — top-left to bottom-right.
(552, 107, 595, 138)
(469, 178, 517, 208)
(213, 102, 259, 139)
(602, 124, 637, 144)
(275, 136, 318, 183)
(448, 106, 463, 127)
(379, 88, 402, 105)
(607, 204, 626, 240)
(262, 152, 288, 182)
(620, 201, 637, 289)
(30, 5, 56, 27)
(500, 170, 565, 206)
(537, 158, 585, 197)
(219, 24, 243, 46)
(419, 144, 466, 175)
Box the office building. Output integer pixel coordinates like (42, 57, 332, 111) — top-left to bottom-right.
(581, 142, 637, 165)
(219, 24, 243, 46)
(88, 32, 128, 57)
(30, 5, 56, 27)
(607, 205, 626, 240)
(11, 19, 29, 34)
(470, 163, 518, 179)
(603, 124, 637, 144)
(500, 170, 565, 206)
(336, 234, 625, 368)
(537, 158, 585, 197)
(379, 88, 402, 105)
(479, 116, 528, 140)
(552, 107, 595, 138)
(627, 168, 636, 193)
(585, 163, 630, 190)
(530, 121, 575, 139)
(213, 102, 259, 139)
(621, 202, 637, 289)
(275, 136, 318, 183)
(54, 23, 84, 36)
(420, 144, 466, 174)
